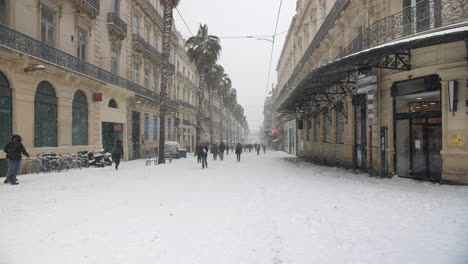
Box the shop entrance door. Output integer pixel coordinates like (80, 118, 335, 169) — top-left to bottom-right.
(132, 111, 140, 159)
(410, 118, 442, 181)
(354, 99, 367, 170)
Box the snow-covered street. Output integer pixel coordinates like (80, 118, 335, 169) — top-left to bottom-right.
(1, 151, 467, 264)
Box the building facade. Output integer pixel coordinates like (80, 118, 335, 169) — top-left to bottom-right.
(273, 0, 468, 183)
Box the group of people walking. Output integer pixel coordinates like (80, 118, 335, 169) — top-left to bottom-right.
(195, 142, 266, 168)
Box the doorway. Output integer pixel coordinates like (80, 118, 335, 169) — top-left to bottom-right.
(132, 111, 140, 159)
(393, 76, 441, 182)
(102, 122, 123, 153)
(354, 95, 367, 171)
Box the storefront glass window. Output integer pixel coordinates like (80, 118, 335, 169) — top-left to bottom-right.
(0, 71, 11, 147)
(35, 81, 57, 147)
(72, 90, 88, 146)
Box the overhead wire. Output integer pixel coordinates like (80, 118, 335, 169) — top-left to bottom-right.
(264, 0, 283, 100)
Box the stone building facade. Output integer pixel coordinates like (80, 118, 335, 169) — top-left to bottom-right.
(273, 0, 468, 183)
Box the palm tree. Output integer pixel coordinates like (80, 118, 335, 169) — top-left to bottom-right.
(205, 64, 224, 146)
(224, 88, 237, 143)
(218, 74, 231, 143)
(186, 24, 221, 147)
(158, 0, 181, 164)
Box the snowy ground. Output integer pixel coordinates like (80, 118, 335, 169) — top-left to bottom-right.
(1, 151, 468, 264)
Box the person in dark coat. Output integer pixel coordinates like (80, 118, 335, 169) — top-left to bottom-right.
(113, 140, 123, 170)
(256, 143, 261, 155)
(3, 134, 29, 185)
(211, 144, 219, 160)
(262, 144, 266, 154)
(226, 144, 230, 155)
(235, 143, 243, 162)
(195, 146, 202, 163)
(201, 146, 208, 169)
(219, 142, 226, 160)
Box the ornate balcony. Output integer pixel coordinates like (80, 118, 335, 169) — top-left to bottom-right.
(337, 0, 468, 59)
(71, 0, 100, 17)
(135, 0, 163, 26)
(182, 119, 192, 126)
(107, 12, 127, 40)
(176, 71, 197, 88)
(0, 24, 163, 104)
(133, 34, 175, 73)
(177, 99, 197, 112)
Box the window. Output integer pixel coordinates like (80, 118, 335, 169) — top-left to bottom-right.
(307, 117, 311, 141)
(168, 119, 171, 140)
(324, 110, 331, 143)
(72, 90, 88, 146)
(108, 99, 118, 108)
(336, 110, 345, 144)
(35, 81, 57, 147)
(111, 49, 118, 74)
(145, 114, 149, 141)
(133, 15, 139, 34)
(154, 70, 159, 91)
(153, 0, 158, 9)
(153, 116, 158, 140)
(154, 34, 159, 49)
(113, 0, 120, 15)
(145, 25, 150, 42)
(144, 68, 149, 88)
(41, 6, 55, 46)
(314, 116, 320, 142)
(0, 0, 8, 25)
(77, 27, 87, 60)
(133, 63, 140, 83)
(0, 71, 12, 147)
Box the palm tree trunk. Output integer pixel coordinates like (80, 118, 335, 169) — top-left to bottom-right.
(208, 88, 213, 147)
(196, 70, 206, 147)
(158, 2, 174, 164)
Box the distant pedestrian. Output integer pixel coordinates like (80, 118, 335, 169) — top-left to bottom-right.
(226, 144, 230, 155)
(211, 144, 219, 160)
(219, 142, 226, 160)
(262, 144, 266, 154)
(3, 134, 29, 185)
(201, 146, 208, 169)
(235, 143, 243, 162)
(113, 140, 123, 170)
(256, 143, 260, 155)
(196, 146, 202, 163)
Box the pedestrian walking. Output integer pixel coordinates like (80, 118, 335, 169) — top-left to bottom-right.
(201, 146, 208, 169)
(113, 140, 123, 170)
(256, 143, 260, 155)
(211, 143, 218, 160)
(3, 134, 29, 185)
(235, 143, 243, 162)
(226, 144, 230, 155)
(262, 144, 266, 154)
(219, 142, 226, 160)
(196, 146, 202, 163)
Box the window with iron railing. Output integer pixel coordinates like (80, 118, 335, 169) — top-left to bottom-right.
(0, 0, 8, 25)
(77, 27, 87, 61)
(111, 49, 118, 74)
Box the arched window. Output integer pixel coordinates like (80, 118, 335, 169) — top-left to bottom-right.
(72, 90, 88, 146)
(108, 99, 118, 108)
(0, 72, 12, 147)
(35, 81, 57, 147)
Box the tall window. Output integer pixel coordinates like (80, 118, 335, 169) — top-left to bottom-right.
(0, 0, 8, 25)
(336, 112, 345, 144)
(35, 81, 57, 147)
(144, 68, 149, 88)
(133, 15, 139, 34)
(72, 90, 88, 146)
(153, 116, 158, 140)
(307, 117, 312, 141)
(133, 63, 140, 83)
(324, 110, 331, 143)
(0, 71, 11, 147)
(111, 49, 118, 74)
(145, 25, 150, 42)
(77, 27, 87, 60)
(41, 6, 55, 46)
(145, 114, 149, 141)
(154, 34, 159, 49)
(168, 119, 171, 140)
(113, 0, 120, 15)
(314, 116, 320, 142)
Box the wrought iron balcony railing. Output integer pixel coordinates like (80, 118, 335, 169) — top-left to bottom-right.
(0, 24, 164, 104)
(176, 72, 197, 88)
(107, 12, 127, 37)
(133, 34, 175, 72)
(182, 119, 192, 126)
(177, 99, 197, 112)
(136, 0, 163, 25)
(337, 0, 468, 59)
(85, 0, 100, 11)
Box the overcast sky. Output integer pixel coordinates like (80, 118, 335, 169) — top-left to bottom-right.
(174, 0, 297, 132)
